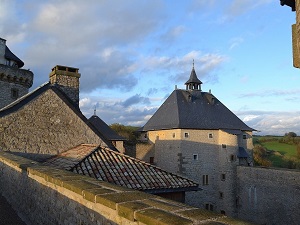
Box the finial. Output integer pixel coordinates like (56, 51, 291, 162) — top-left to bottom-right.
(94, 106, 97, 116)
(192, 59, 194, 68)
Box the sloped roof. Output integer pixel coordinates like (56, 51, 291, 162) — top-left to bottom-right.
(44, 144, 199, 193)
(5, 46, 24, 68)
(0, 83, 115, 150)
(88, 115, 126, 141)
(142, 89, 254, 131)
(185, 67, 202, 85)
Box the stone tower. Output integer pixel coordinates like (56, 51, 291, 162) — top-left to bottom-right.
(49, 65, 81, 105)
(0, 38, 34, 109)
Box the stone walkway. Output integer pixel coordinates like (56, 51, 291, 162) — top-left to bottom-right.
(0, 195, 26, 225)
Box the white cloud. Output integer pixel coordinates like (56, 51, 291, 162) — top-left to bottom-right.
(236, 111, 300, 136)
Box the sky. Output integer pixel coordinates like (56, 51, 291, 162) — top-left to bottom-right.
(0, 0, 299, 136)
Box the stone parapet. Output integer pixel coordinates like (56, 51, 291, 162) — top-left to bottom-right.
(0, 64, 33, 88)
(0, 152, 255, 225)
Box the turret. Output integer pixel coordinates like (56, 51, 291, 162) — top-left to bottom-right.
(0, 38, 33, 109)
(185, 60, 202, 91)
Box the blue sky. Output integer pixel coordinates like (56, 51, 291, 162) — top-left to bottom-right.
(1, 0, 299, 135)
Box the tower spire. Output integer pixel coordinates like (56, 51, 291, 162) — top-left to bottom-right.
(184, 60, 202, 91)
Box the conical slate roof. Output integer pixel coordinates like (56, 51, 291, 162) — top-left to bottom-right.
(185, 67, 202, 85)
(142, 89, 254, 131)
(5, 46, 24, 68)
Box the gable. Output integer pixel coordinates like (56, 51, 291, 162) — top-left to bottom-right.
(0, 85, 110, 161)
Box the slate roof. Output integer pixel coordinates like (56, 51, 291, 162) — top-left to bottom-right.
(185, 67, 202, 85)
(5, 46, 24, 68)
(44, 144, 199, 193)
(88, 115, 126, 141)
(142, 89, 254, 131)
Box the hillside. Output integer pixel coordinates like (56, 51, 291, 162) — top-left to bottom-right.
(253, 134, 300, 169)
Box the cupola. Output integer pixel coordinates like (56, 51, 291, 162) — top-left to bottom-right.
(185, 60, 202, 91)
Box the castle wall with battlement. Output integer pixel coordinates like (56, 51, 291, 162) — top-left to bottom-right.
(0, 152, 255, 225)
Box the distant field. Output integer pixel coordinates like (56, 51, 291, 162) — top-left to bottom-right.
(253, 135, 299, 169)
(260, 141, 296, 157)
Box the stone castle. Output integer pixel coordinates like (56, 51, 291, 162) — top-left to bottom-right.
(1, 2, 300, 223)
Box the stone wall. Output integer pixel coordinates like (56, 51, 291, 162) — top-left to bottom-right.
(146, 128, 253, 218)
(237, 166, 300, 225)
(0, 88, 106, 161)
(0, 64, 33, 109)
(0, 152, 255, 225)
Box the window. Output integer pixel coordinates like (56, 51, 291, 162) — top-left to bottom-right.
(193, 154, 198, 160)
(149, 157, 154, 164)
(184, 132, 189, 138)
(202, 175, 209, 185)
(208, 133, 213, 139)
(205, 204, 214, 211)
(222, 144, 226, 149)
(221, 173, 226, 181)
(230, 154, 236, 162)
(172, 133, 176, 138)
(219, 192, 224, 199)
(220, 210, 226, 215)
(11, 88, 19, 99)
(243, 134, 247, 139)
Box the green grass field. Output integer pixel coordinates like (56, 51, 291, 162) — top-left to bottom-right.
(260, 141, 296, 157)
(253, 135, 300, 169)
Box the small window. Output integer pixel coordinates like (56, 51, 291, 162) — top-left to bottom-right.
(205, 204, 214, 211)
(221, 210, 226, 215)
(172, 133, 176, 138)
(184, 132, 189, 138)
(193, 154, 198, 160)
(149, 157, 154, 164)
(230, 154, 236, 162)
(11, 88, 19, 99)
(208, 133, 213, 139)
(144, 133, 147, 138)
(219, 192, 224, 199)
(221, 173, 226, 181)
(243, 134, 247, 139)
(222, 144, 226, 149)
(203, 175, 209, 185)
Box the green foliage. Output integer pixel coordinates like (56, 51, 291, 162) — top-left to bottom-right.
(253, 145, 272, 167)
(109, 123, 140, 144)
(254, 134, 300, 169)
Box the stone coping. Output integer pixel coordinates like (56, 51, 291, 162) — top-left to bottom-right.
(0, 152, 256, 225)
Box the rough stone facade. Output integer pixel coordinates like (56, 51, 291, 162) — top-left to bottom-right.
(49, 65, 80, 105)
(0, 64, 33, 109)
(0, 88, 106, 161)
(237, 166, 300, 225)
(142, 128, 253, 218)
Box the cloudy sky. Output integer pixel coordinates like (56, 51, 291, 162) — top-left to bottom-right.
(1, 0, 299, 135)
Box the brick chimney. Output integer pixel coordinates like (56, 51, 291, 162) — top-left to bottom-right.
(49, 65, 81, 105)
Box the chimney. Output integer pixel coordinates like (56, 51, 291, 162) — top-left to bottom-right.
(49, 65, 81, 105)
(0, 38, 7, 65)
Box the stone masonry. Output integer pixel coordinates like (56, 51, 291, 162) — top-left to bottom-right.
(0, 88, 106, 161)
(0, 151, 256, 225)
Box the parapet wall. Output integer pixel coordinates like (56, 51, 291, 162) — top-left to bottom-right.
(0, 152, 255, 225)
(237, 166, 300, 225)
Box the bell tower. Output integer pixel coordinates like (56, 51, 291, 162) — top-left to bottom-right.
(185, 60, 202, 91)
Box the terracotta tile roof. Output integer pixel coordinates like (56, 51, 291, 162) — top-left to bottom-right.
(44, 144, 198, 193)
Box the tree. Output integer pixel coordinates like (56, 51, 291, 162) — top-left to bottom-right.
(285, 132, 297, 138)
